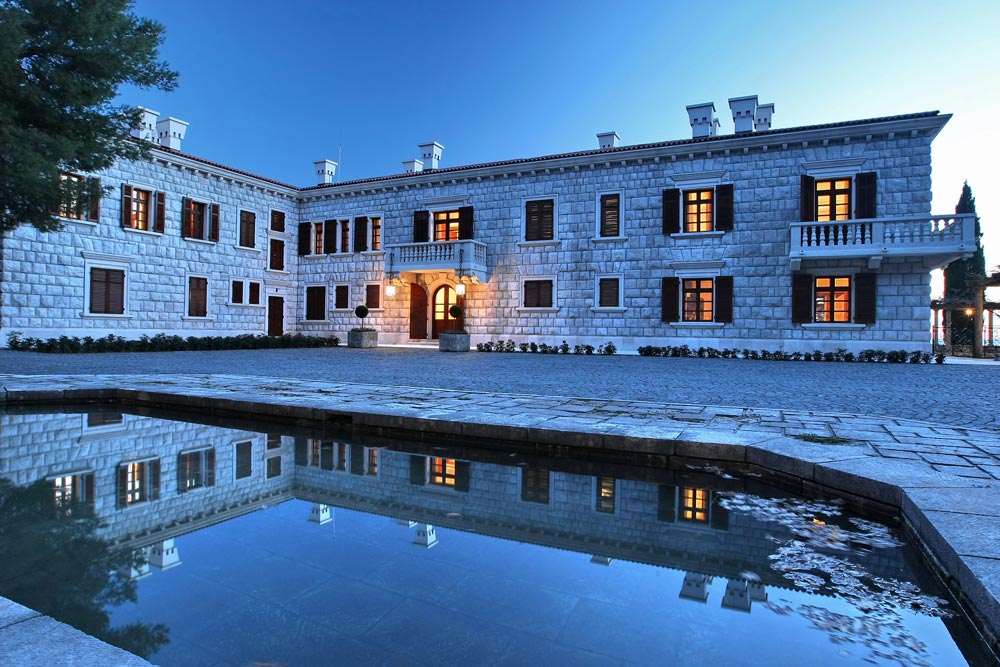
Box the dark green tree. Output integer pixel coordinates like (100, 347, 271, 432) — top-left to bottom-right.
(0, 0, 178, 233)
(944, 182, 986, 345)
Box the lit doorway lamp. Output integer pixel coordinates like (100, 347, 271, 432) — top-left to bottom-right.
(384, 249, 406, 297)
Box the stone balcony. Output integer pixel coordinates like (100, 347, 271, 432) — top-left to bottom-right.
(789, 213, 977, 270)
(385, 240, 489, 282)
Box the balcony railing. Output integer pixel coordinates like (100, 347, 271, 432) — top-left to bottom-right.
(789, 213, 977, 269)
(385, 240, 489, 281)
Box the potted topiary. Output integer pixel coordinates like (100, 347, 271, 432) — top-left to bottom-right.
(439, 304, 470, 352)
(347, 304, 378, 348)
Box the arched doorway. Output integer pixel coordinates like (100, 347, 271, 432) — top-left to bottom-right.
(432, 285, 464, 339)
(409, 283, 428, 340)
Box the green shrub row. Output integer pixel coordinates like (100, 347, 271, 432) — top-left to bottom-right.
(6, 331, 339, 354)
(636, 345, 943, 364)
(476, 340, 617, 355)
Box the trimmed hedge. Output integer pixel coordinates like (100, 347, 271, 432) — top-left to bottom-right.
(5, 332, 339, 354)
(636, 345, 942, 364)
(476, 339, 617, 355)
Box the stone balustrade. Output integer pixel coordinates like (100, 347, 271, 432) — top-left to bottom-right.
(385, 240, 489, 280)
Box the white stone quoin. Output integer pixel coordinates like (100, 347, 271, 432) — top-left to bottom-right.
(686, 102, 717, 138)
(156, 116, 188, 150)
(314, 159, 338, 185)
(597, 131, 620, 149)
(418, 142, 444, 170)
(729, 95, 758, 133)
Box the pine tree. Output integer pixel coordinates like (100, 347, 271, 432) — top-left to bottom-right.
(944, 182, 985, 345)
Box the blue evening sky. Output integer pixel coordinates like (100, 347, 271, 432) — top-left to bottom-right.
(124, 0, 1000, 289)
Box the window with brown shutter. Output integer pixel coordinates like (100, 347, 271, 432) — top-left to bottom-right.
(123, 186, 153, 231)
(521, 467, 550, 504)
(855, 173, 877, 220)
(231, 280, 244, 304)
(270, 210, 285, 232)
(296, 222, 311, 256)
(525, 199, 554, 241)
(715, 184, 734, 232)
(187, 277, 208, 317)
(598, 277, 620, 308)
(270, 238, 285, 270)
(854, 272, 877, 324)
(791, 273, 813, 323)
(682, 278, 714, 321)
(662, 189, 680, 234)
(458, 205, 474, 240)
(209, 204, 220, 242)
(365, 284, 380, 309)
(305, 286, 326, 321)
(661, 277, 679, 323)
(56, 173, 101, 222)
(523, 279, 553, 308)
(315, 222, 328, 255)
(153, 191, 165, 233)
(354, 216, 369, 252)
(599, 194, 620, 237)
(248, 281, 261, 305)
(371, 216, 382, 250)
(816, 179, 851, 221)
(800, 175, 816, 222)
(238, 210, 256, 248)
(334, 284, 349, 310)
(89, 267, 125, 314)
(714, 276, 734, 323)
(340, 219, 350, 253)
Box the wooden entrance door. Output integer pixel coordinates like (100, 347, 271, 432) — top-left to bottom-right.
(409, 283, 428, 340)
(432, 285, 464, 339)
(267, 296, 284, 336)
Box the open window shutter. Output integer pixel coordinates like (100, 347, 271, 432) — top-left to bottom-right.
(350, 445, 364, 476)
(855, 172, 877, 219)
(854, 272, 877, 324)
(458, 206, 474, 239)
(661, 277, 679, 322)
(657, 485, 677, 522)
(88, 178, 101, 222)
(209, 204, 220, 242)
(324, 220, 337, 254)
(149, 460, 161, 500)
(154, 192, 165, 233)
(116, 465, 127, 508)
(662, 189, 680, 234)
(714, 276, 734, 323)
(297, 223, 311, 256)
(715, 184, 734, 232)
(409, 455, 427, 485)
(121, 185, 133, 228)
(800, 175, 816, 222)
(206, 448, 216, 487)
(455, 461, 471, 492)
(414, 210, 430, 242)
(354, 216, 369, 252)
(181, 197, 193, 238)
(710, 494, 730, 530)
(792, 273, 814, 323)
(294, 438, 308, 466)
(176, 455, 186, 493)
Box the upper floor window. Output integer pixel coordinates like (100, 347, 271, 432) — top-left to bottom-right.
(596, 476, 616, 514)
(181, 197, 220, 242)
(413, 207, 473, 242)
(121, 184, 164, 232)
(50, 471, 95, 518)
(177, 448, 216, 492)
(56, 173, 100, 222)
(815, 179, 851, 222)
(235, 441, 253, 480)
(523, 279, 554, 309)
(598, 193, 621, 238)
(340, 218, 351, 253)
(269, 238, 285, 271)
(800, 173, 877, 222)
(434, 210, 460, 241)
(521, 467, 550, 504)
(116, 459, 160, 508)
(238, 210, 256, 248)
(312, 222, 325, 255)
(524, 199, 555, 241)
(270, 209, 286, 232)
(684, 190, 714, 233)
(371, 216, 382, 251)
(662, 185, 733, 234)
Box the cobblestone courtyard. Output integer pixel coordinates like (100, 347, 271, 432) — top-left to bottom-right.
(1, 347, 996, 430)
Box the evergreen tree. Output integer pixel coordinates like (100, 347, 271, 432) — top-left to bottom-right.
(944, 182, 985, 344)
(0, 0, 178, 233)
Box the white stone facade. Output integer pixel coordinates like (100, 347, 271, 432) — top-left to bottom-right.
(0, 106, 978, 352)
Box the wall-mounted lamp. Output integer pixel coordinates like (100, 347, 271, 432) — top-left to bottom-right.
(455, 283, 466, 296)
(386, 284, 396, 297)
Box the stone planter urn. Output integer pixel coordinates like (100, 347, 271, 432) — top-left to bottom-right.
(348, 329, 378, 348)
(439, 331, 470, 352)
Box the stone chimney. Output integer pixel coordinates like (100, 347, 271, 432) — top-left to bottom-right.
(403, 158, 424, 174)
(314, 159, 338, 185)
(131, 107, 159, 143)
(754, 103, 775, 132)
(156, 116, 188, 150)
(597, 131, 620, 150)
(686, 102, 717, 138)
(418, 142, 444, 170)
(729, 95, 758, 134)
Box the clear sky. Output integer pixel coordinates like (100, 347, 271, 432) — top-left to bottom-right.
(123, 0, 1000, 294)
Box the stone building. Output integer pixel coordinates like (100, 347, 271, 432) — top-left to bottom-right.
(0, 97, 978, 351)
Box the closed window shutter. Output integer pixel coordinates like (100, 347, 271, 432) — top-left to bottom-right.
(209, 204, 220, 242)
(271, 239, 285, 270)
(366, 284, 380, 309)
(458, 206, 474, 240)
(662, 189, 680, 234)
(206, 448, 216, 487)
(539, 280, 553, 307)
(354, 216, 369, 252)
(599, 278, 619, 307)
(454, 461, 471, 492)
(414, 210, 430, 242)
(270, 210, 285, 232)
(231, 281, 243, 304)
(240, 211, 255, 247)
(294, 438, 308, 466)
(121, 185, 133, 229)
(855, 172, 877, 219)
(710, 494, 730, 530)
(90, 268, 106, 313)
(409, 455, 427, 485)
(661, 277, 679, 322)
(116, 465, 128, 508)
(715, 184, 734, 232)
(149, 460, 161, 501)
(525, 200, 554, 241)
(306, 286, 325, 320)
(791, 273, 814, 323)
(657, 485, 677, 522)
(248, 282, 260, 305)
(800, 175, 816, 222)
(297, 222, 311, 256)
(350, 445, 364, 476)
(324, 220, 337, 254)
(154, 192, 165, 233)
(182, 197, 193, 238)
(854, 272, 877, 324)
(88, 178, 101, 222)
(335, 285, 348, 309)
(714, 276, 733, 323)
(107, 269, 124, 314)
(600, 194, 620, 237)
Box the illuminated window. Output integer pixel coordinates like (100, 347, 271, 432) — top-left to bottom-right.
(429, 457, 457, 487)
(434, 210, 461, 242)
(235, 441, 253, 479)
(682, 279, 714, 321)
(521, 467, 550, 504)
(684, 189, 713, 233)
(366, 448, 379, 475)
(56, 172, 100, 222)
(182, 199, 214, 240)
(816, 179, 851, 221)
(177, 448, 215, 492)
(371, 216, 382, 251)
(596, 476, 616, 513)
(814, 276, 852, 323)
(116, 459, 159, 508)
(340, 219, 351, 253)
(312, 222, 324, 255)
(51, 472, 94, 517)
(680, 487, 708, 523)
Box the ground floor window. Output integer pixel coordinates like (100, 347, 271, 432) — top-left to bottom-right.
(597, 277, 621, 308)
(523, 279, 554, 308)
(682, 278, 714, 321)
(89, 267, 126, 315)
(187, 276, 208, 318)
(365, 283, 381, 310)
(792, 272, 876, 325)
(235, 441, 253, 479)
(178, 448, 215, 492)
(680, 487, 709, 523)
(596, 476, 616, 513)
(116, 459, 160, 508)
(334, 284, 349, 310)
(814, 276, 851, 323)
(521, 467, 550, 504)
(231, 279, 262, 305)
(305, 285, 327, 321)
(429, 457, 457, 488)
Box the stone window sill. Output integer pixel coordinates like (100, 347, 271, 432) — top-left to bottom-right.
(234, 245, 262, 253)
(184, 237, 216, 246)
(516, 307, 559, 313)
(266, 269, 290, 275)
(80, 313, 132, 320)
(517, 240, 560, 248)
(181, 316, 214, 322)
(60, 217, 99, 227)
(122, 227, 161, 237)
(591, 307, 627, 313)
(801, 323, 866, 330)
(362, 250, 385, 256)
(670, 321, 725, 328)
(591, 236, 626, 243)
(671, 231, 726, 240)
(228, 303, 265, 308)
(300, 319, 329, 324)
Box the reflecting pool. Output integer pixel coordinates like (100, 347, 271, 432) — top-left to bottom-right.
(0, 407, 985, 666)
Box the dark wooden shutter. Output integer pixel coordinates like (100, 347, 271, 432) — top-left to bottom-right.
(248, 282, 260, 305)
(177, 454, 187, 493)
(409, 455, 427, 485)
(297, 222, 311, 256)
(107, 269, 124, 314)
(149, 459, 161, 501)
(854, 272, 877, 324)
(454, 461, 471, 492)
(354, 216, 369, 252)
(270, 210, 285, 232)
(792, 273, 814, 323)
(209, 204, 220, 242)
(710, 494, 730, 530)
(714, 275, 734, 323)
(90, 268, 106, 314)
(88, 178, 101, 222)
(306, 286, 325, 320)
(599, 278, 619, 308)
(294, 438, 308, 466)
(181, 197, 193, 238)
(116, 465, 127, 508)
(661, 277, 679, 322)
(800, 175, 816, 222)
(600, 194, 620, 237)
(366, 284, 380, 309)
(662, 189, 680, 234)
(270, 239, 285, 271)
(458, 206, 474, 240)
(323, 220, 337, 254)
(350, 445, 364, 476)
(715, 184, 734, 232)
(525, 200, 554, 241)
(414, 210, 430, 242)
(855, 172, 877, 219)
(121, 185, 133, 228)
(206, 448, 216, 487)
(231, 281, 243, 304)
(154, 192, 165, 233)
(657, 485, 676, 522)
(335, 285, 348, 309)
(538, 280, 553, 307)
